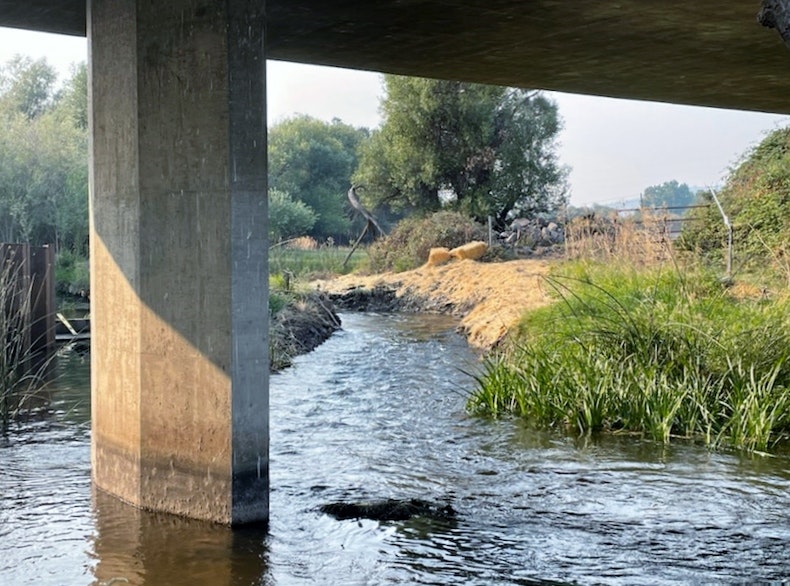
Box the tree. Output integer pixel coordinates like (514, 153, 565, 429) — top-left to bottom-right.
(268, 189, 317, 242)
(268, 115, 369, 240)
(353, 75, 569, 225)
(0, 55, 58, 119)
(485, 89, 569, 222)
(641, 180, 696, 209)
(58, 63, 88, 130)
(0, 57, 89, 255)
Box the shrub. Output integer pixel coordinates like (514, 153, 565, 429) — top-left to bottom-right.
(268, 189, 317, 243)
(678, 127, 790, 274)
(55, 249, 89, 296)
(367, 211, 486, 272)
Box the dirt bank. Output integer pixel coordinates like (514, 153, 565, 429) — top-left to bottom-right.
(314, 258, 556, 349)
(270, 291, 341, 371)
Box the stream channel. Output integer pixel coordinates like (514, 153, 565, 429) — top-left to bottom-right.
(3, 312, 790, 585)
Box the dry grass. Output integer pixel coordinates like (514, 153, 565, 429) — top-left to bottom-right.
(314, 212, 785, 354)
(316, 258, 554, 349)
(285, 236, 320, 250)
(564, 211, 676, 266)
(318, 214, 683, 349)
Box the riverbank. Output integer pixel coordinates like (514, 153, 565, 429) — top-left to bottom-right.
(270, 291, 341, 371)
(313, 258, 556, 349)
(315, 258, 790, 452)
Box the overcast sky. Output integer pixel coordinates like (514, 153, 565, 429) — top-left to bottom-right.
(3, 26, 790, 206)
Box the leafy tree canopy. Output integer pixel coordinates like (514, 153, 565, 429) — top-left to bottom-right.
(353, 75, 569, 225)
(0, 55, 58, 119)
(58, 62, 88, 130)
(641, 180, 696, 210)
(268, 115, 369, 241)
(0, 57, 88, 256)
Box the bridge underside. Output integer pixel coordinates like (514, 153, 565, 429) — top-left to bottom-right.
(2, 1, 790, 113)
(2, 0, 790, 528)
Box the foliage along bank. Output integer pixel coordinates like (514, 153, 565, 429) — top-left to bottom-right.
(467, 262, 790, 452)
(0, 57, 88, 258)
(678, 126, 790, 282)
(466, 123, 790, 453)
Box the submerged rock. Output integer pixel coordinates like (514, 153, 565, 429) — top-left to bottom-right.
(319, 498, 456, 522)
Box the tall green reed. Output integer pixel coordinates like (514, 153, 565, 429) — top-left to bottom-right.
(0, 257, 51, 431)
(468, 262, 790, 452)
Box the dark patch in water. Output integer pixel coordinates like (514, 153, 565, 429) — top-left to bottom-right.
(319, 498, 456, 522)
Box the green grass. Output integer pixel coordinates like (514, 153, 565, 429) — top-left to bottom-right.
(54, 249, 90, 297)
(269, 245, 365, 282)
(467, 261, 790, 452)
(267, 246, 358, 371)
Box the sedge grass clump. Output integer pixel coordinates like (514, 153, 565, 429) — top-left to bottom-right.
(468, 262, 790, 452)
(0, 259, 51, 431)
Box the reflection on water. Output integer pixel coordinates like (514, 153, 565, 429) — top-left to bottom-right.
(3, 313, 790, 585)
(91, 490, 269, 586)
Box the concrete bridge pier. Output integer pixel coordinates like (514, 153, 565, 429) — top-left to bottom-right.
(88, 0, 269, 525)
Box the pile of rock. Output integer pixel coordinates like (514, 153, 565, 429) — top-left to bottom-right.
(501, 217, 565, 250)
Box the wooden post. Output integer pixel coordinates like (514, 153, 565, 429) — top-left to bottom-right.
(29, 245, 55, 356)
(0, 243, 56, 365)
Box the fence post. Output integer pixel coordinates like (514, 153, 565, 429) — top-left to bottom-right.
(29, 245, 55, 357)
(709, 189, 733, 281)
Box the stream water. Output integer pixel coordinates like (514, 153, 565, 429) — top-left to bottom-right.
(3, 312, 790, 585)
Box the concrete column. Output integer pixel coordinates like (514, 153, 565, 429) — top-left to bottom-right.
(88, 0, 268, 524)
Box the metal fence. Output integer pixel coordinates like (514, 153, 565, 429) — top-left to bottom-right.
(613, 204, 711, 240)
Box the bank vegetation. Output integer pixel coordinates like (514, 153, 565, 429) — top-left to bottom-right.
(468, 262, 790, 452)
(467, 126, 790, 452)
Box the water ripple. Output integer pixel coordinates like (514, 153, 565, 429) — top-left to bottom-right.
(5, 315, 790, 584)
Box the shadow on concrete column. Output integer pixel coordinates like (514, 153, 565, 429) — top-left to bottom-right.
(89, 0, 269, 525)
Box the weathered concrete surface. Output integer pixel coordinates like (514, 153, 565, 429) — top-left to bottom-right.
(4, 1, 790, 113)
(89, 0, 268, 525)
